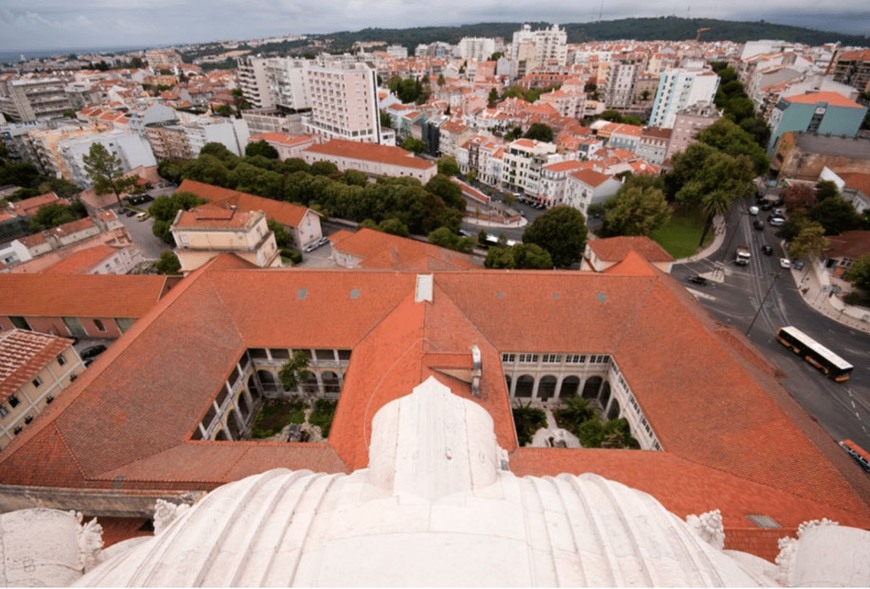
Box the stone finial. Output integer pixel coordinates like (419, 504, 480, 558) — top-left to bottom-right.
(685, 509, 725, 550)
(153, 499, 192, 536)
(74, 512, 104, 572)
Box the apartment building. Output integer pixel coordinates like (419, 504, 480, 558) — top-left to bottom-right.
(637, 127, 672, 166)
(171, 205, 281, 274)
(563, 168, 622, 217)
(663, 102, 721, 163)
(249, 132, 317, 160)
(648, 68, 720, 129)
(57, 130, 156, 187)
(236, 56, 274, 110)
(509, 24, 567, 80)
(303, 60, 381, 144)
(145, 117, 249, 160)
(832, 49, 870, 94)
(263, 57, 311, 112)
(603, 57, 642, 110)
(500, 138, 558, 200)
(0, 330, 83, 451)
(767, 91, 868, 155)
(457, 37, 497, 63)
(0, 77, 73, 122)
(536, 159, 585, 208)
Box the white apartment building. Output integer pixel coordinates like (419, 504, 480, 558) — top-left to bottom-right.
(457, 37, 497, 62)
(184, 117, 250, 157)
(500, 138, 558, 200)
(563, 169, 622, 217)
(509, 24, 567, 79)
(0, 77, 73, 123)
(648, 68, 720, 129)
(303, 60, 381, 144)
(171, 206, 281, 274)
(264, 58, 311, 112)
(603, 58, 642, 110)
(236, 56, 275, 110)
(537, 160, 584, 208)
(57, 130, 156, 187)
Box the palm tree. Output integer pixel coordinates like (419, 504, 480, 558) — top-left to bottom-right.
(698, 190, 733, 246)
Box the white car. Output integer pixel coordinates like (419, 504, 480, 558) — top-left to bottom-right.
(749, 206, 759, 215)
(779, 258, 791, 269)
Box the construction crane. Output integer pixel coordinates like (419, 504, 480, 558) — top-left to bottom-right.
(696, 27, 711, 42)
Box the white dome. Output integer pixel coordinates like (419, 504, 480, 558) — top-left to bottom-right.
(75, 377, 773, 587)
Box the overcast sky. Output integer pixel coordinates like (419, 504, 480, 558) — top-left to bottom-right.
(1, 0, 867, 53)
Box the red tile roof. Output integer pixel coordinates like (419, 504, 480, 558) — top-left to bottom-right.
(569, 168, 613, 187)
(0, 329, 74, 402)
(43, 245, 119, 274)
(784, 91, 863, 109)
(330, 228, 480, 271)
(0, 257, 867, 560)
(177, 180, 311, 227)
(0, 274, 172, 318)
(305, 139, 436, 171)
(589, 236, 674, 264)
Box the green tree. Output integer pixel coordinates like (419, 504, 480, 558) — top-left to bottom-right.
(522, 205, 588, 268)
(82, 143, 138, 208)
(282, 158, 310, 174)
(401, 137, 426, 154)
(267, 218, 291, 248)
(484, 243, 552, 269)
(213, 103, 233, 117)
(437, 156, 460, 176)
(602, 181, 670, 237)
(149, 191, 207, 243)
(379, 109, 392, 129)
(487, 88, 499, 108)
(815, 180, 840, 202)
(157, 159, 187, 184)
(788, 221, 828, 260)
(341, 169, 368, 187)
(696, 118, 769, 176)
(155, 251, 181, 275)
(199, 142, 237, 164)
(182, 154, 231, 187)
(523, 123, 554, 143)
(244, 140, 279, 159)
(310, 161, 338, 177)
(809, 196, 861, 235)
(27, 203, 78, 231)
(428, 226, 474, 253)
(378, 217, 410, 237)
(425, 173, 465, 211)
(279, 350, 311, 391)
(847, 254, 870, 291)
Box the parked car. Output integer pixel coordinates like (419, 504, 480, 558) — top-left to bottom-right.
(136, 212, 148, 221)
(688, 275, 708, 286)
(749, 206, 759, 216)
(80, 344, 107, 362)
(760, 201, 774, 211)
(779, 258, 791, 269)
(761, 244, 773, 256)
(753, 219, 764, 230)
(125, 209, 137, 217)
(794, 260, 805, 270)
(773, 208, 786, 217)
(769, 216, 785, 227)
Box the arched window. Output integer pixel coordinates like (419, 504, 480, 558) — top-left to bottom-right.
(599, 381, 612, 408)
(607, 398, 621, 421)
(322, 371, 341, 394)
(582, 376, 603, 399)
(538, 375, 557, 401)
(559, 375, 580, 398)
(515, 375, 534, 398)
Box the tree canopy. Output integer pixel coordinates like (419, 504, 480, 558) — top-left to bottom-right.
(484, 243, 552, 269)
(848, 255, 870, 292)
(82, 143, 138, 207)
(523, 123, 554, 143)
(601, 177, 670, 237)
(808, 196, 862, 235)
(244, 140, 279, 160)
(522, 205, 588, 268)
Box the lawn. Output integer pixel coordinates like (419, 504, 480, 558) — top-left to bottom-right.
(651, 206, 712, 259)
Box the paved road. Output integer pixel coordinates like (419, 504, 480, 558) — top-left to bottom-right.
(114, 204, 171, 260)
(675, 200, 870, 450)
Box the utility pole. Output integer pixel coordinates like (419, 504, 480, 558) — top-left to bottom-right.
(746, 273, 780, 337)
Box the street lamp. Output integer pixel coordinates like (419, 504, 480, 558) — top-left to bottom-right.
(746, 272, 781, 337)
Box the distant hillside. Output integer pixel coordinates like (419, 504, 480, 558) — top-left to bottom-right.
(313, 17, 869, 52)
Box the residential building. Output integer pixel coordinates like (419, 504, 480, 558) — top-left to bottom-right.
(241, 108, 306, 136)
(500, 138, 558, 200)
(171, 205, 281, 274)
(41, 244, 141, 276)
(831, 49, 870, 95)
(236, 56, 274, 110)
(303, 60, 381, 144)
(177, 179, 324, 252)
(0, 330, 82, 451)
(772, 133, 870, 180)
(607, 124, 643, 153)
(603, 56, 643, 110)
(648, 68, 720, 129)
(183, 117, 250, 157)
(509, 24, 567, 79)
(768, 91, 868, 155)
(563, 168, 623, 216)
(457, 37, 497, 62)
(57, 130, 156, 187)
(537, 159, 585, 207)
(663, 102, 721, 164)
(637, 127, 672, 166)
(303, 139, 436, 183)
(263, 57, 311, 112)
(0, 77, 73, 122)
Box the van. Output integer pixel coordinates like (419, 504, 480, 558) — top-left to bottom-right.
(136, 212, 148, 221)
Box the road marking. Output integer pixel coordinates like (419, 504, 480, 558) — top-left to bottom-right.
(686, 289, 717, 301)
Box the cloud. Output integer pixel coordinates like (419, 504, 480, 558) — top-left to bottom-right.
(0, 1, 866, 52)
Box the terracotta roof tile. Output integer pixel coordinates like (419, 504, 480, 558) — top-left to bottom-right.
(177, 180, 312, 227)
(330, 228, 479, 271)
(0, 330, 74, 402)
(784, 91, 863, 109)
(305, 139, 436, 171)
(43, 245, 119, 274)
(589, 236, 674, 263)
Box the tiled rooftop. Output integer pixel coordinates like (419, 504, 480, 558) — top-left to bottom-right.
(0, 329, 73, 402)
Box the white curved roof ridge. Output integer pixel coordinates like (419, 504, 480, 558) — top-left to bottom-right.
(368, 375, 504, 501)
(73, 377, 792, 586)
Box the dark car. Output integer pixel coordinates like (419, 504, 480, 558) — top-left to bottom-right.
(688, 275, 708, 286)
(753, 219, 764, 230)
(761, 244, 773, 256)
(80, 344, 107, 360)
(760, 201, 774, 211)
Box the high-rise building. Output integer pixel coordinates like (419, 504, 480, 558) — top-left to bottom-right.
(0, 77, 73, 122)
(303, 59, 382, 144)
(457, 37, 497, 62)
(603, 57, 644, 110)
(648, 68, 721, 129)
(236, 56, 274, 110)
(509, 24, 567, 79)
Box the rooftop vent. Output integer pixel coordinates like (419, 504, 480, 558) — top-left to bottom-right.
(296, 288, 308, 300)
(747, 515, 781, 529)
(350, 288, 361, 299)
